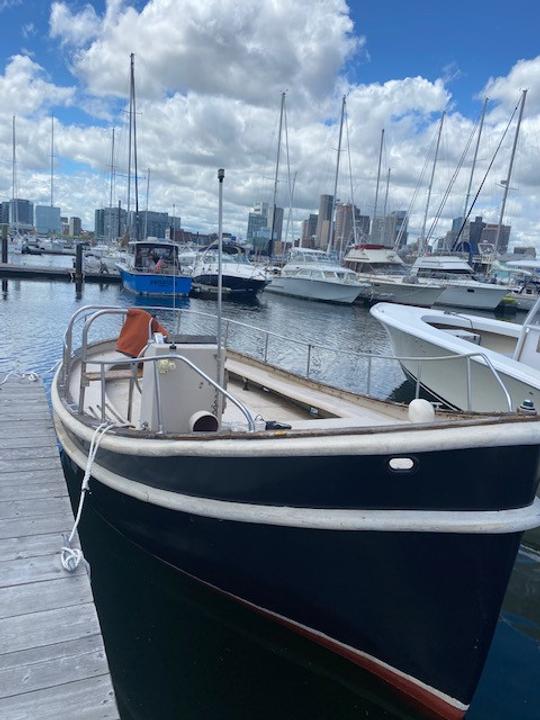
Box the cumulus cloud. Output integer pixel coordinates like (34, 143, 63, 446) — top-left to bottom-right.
(49, 1, 101, 47)
(2, 1, 539, 249)
(64, 0, 358, 107)
(0, 55, 74, 116)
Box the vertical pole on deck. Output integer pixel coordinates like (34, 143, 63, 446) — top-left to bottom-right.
(216, 168, 225, 422)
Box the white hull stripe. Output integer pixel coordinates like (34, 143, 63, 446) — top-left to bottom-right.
(56, 417, 540, 534)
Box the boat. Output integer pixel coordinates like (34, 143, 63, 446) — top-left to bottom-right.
(371, 299, 540, 412)
(344, 244, 444, 307)
(53, 303, 540, 720)
(410, 255, 508, 309)
(116, 240, 192, 296)
(265, 248, 366, 304)
(191, 245, 268, 296)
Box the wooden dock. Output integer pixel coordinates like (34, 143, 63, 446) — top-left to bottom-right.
(0, 262, 121, 284)
(0, 378, 119, 719)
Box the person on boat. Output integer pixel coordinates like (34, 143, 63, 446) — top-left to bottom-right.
(116, 308, 169, 358)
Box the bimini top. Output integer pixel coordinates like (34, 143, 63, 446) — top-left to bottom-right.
(128, 239, 177, 248)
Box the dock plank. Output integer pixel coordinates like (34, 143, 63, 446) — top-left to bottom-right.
(0, 378, 118, 717)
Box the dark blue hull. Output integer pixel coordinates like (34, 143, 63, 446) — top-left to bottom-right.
(63, 432, 540, 719)
(118, 265, 192, 296)
(192, 273, 267, 295)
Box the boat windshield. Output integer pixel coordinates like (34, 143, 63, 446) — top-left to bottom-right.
(134, 244, 178, 271)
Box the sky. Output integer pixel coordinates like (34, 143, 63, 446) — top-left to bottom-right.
(0, 0, 539, 247)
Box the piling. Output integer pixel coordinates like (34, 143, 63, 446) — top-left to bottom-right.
(1, 224, 7, 264)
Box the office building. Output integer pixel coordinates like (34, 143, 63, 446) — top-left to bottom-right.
(267, 206, 284, 242)
(370, 210, 408, 247)
(481, 223, 511, 254)
(95, 207, 128, 242)
(252, 226, 271, 252)
(301, 214, 318, 247)
(315, 194, 333, 249)
(133, 210, 168, 239)
(9, 198, 33, 229)
(35, 206, 61, 234)
(0, 202, 10, 224)
(334, 203, 369, 250)
(246, 202, 269, 243)
(69, 217, 82, 237)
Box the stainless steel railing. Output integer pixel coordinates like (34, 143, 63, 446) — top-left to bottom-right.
(62, 304, 514, 414)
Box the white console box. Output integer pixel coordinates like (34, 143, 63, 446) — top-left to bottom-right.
(139, 337, 220, 433)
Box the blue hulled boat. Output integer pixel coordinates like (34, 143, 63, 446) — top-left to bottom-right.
(117, 240, 192, 297)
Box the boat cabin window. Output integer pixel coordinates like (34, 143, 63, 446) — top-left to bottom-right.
(135, 244, 178, 271)
(323, 271, 337, 279)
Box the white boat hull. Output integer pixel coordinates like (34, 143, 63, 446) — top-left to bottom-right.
(434, 284, 507, 310)
(265, 276, 362, 304)
(371, 303, 540, 413)
(357, 279, 443, 307)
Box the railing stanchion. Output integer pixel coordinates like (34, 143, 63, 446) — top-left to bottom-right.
(153, 360, 163, 434)
(100, 365, 106, 422)
(127, 364, 136, 422)
(466, 357, 472, 412)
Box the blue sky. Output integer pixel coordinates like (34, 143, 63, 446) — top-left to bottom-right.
(0, 0, 538, 243)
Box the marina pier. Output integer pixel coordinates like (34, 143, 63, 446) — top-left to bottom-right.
(0, 377, 119, 719)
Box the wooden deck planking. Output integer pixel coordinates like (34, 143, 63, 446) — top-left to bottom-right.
(0, 378, 119, 719)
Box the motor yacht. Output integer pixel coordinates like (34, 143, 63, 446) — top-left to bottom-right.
(371, 298, 540, 412)
(410, 255, 507, 310)
(344, 244, 444, 307)
(116, 240, 192, 296)
(191, 245, 267, 296)
(265, 248, 365, 304)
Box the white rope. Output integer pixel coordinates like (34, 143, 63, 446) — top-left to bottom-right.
(60, 422, 116, 572)
(0, 359, 61, 386)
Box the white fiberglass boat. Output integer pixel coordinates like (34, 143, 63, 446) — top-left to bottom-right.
(410, 255, 507, 310)
(191, 245, 267, 296)
(265, 248, 365, 304)
(371, 299, 540, 412)
(344, 244, 444, 307)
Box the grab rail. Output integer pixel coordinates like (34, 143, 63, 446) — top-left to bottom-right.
(63, 304, 515, 414)
(85, 353, 256, 433)
(75, 307, 255, 432)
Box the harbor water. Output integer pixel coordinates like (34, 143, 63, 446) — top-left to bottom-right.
(1, 275, 539, 719)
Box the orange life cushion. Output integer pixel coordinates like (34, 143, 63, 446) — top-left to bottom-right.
(116, 308, 169, 358)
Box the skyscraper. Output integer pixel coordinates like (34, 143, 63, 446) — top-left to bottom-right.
(315, 194, 333, 249)
(267, 206, 284, 243)
(35, 206, 61, 234)
(9, 199, 33, 228)
(334, 203, 367, 251)
(301, 214, 318, 247)
(95, 207, 127, 241)
(69, 217, 82, 237)
(246, 202, 269, 243)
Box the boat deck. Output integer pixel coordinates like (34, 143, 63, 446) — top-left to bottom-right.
(0, 378, 119, 719)
(71, 344, 410, 432)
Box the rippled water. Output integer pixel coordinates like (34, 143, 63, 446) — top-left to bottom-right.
(1, 273, 539, 720)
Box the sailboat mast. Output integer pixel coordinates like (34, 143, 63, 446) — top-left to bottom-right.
(419, 111, 445, 254)
(345, 107, 358, 248)
(127, 56, 133, 232)
(145, 168, 150, 240)
(463, 98, 487, 221)
(50, 115, 54, 207)
(327, 94, 346, 253)
(12, 115, 17, 232)
(109, 127, 115, 209)
(269, 91, 286, 259)
(131, 53, 140, 241)
(494, 89, 527, 254)
(372, 128, 384, 235)
(382, 167, 391, 246)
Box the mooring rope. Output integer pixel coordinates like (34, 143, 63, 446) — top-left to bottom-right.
(60, 422, 116, 572)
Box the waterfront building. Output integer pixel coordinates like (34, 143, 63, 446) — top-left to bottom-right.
(246, 202, 269, 243)
(69, 217, 82, 237)
(335, 203, 370, 250)
(95, 207, 128, 242)
(370, 210, 408, 248)
(481, 222, 511, 254)
(301, 214, 318, 247)
(35, 206, 61, 235)
(315, 194, 333, 249)
(0, 201, 10, 224)
(267, 206, 284, 243)
(9, 198, 33, 229)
